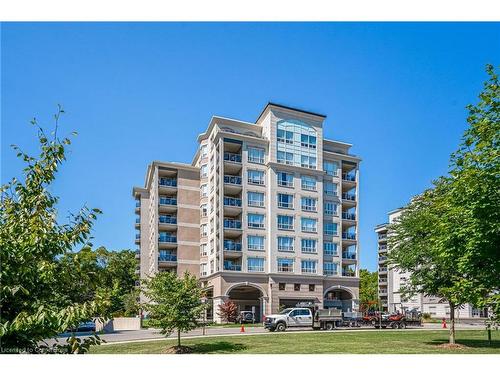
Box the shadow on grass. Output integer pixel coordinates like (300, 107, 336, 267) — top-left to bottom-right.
(189, 341, 247, 354)
(425, 338, 500, 349)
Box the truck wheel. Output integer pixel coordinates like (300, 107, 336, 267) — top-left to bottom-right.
(326, 322, 334, 330)
(400, 322, 406, 329)
(275, 322, 286, 332)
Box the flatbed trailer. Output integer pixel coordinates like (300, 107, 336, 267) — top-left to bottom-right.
(362, 311, 423, 329)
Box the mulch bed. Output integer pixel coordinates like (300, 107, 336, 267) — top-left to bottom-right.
(436, 343, 467, 350)
(164, 345, 194, 354)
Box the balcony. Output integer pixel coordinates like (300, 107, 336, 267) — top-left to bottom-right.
(378, 255, 387, 263)
(342, 270, 356, 277)
(378, 234, 387, 241)
(341, 193, 356, 202)
(224, 175, 242, 194)
(159, 197, 177, 212)
(223, 196, 242, 216)
(379, 267, 388, 274)
(379, 278, 388, 285)
(159, 215, 177, 229)
(379, 290, 388, 296)
(135, 267, 140, 275)
(135, 233, 140, 244)
(135, 201, 140, 212)
(159, 234, 177, 249)
(341, 212, 356, 221)
(223, 218, 242, 237)
(223, 261, 242, 272)
(224, 152, 242, 174)
(342, 232, 356, 241)
(223, 240, 242, 252)
(159, 178, 178, 194)
(379, 245, 388, 252)
(159, 253, 177, 262)
(135, 217, 140, 228)
(342, 173, 356, 183)
(342, 252, 357, 260)
(135, 250, 140, 259)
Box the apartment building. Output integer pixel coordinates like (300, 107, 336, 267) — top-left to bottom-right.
(376, 208, 488, 319)
(134, 103, 361, 322)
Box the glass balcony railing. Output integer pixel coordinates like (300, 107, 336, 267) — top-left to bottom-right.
(135, 218, 140, 224)
(224, 262, 242, 271)
(224, 152, 242, 163)
(379, 267, 388, 272)
(342, 252, 357, 260)
(378, 234, 387, 240)
(342, 193, 356, 201)
(224, 219, 242, 230)
(379, 256, 387, 262)
(224, 175, 242, 185)
(159, 235, 177, 243)
(342, 270, 356, 277)
(135, 201, 141, 208)
(159, 216, 177, 224)
(342, 173, 356, 182)
(159, 178, 177, 187)
(223, 240, 242, 251)
(342, 232, 356, 240)
(224, 197, 242, 207)
(135, 233, 140, 239)
(342, 212, 356, 220)
(159, 254, 177, 262)
(159, 197, 177, 206)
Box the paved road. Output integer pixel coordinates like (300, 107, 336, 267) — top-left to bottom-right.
(44, 322, 486, 346)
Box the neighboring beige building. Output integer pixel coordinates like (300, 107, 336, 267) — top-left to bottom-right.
(376, 208, 488, 319)
(134, 103, 362, 322)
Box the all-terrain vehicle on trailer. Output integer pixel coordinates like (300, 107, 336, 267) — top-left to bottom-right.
(364, 309, 422, 329)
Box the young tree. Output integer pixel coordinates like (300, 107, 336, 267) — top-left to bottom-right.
(0, 107, 108, 352)
(388, 64, 500, 345)
(143, 271, 204, 352)
(217, 300, 239, 323)
(359, 269, 379, 312)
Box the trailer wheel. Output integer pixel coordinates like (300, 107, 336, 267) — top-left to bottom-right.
(399, 322, 406, 329)
(275, 322, 286, 332)
(391, 322, 398, 329)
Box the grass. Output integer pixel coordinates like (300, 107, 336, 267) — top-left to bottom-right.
(90, 329, 500, 354)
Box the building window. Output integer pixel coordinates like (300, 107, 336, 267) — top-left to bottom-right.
(324, 222, 338, 236)
(278, 236, 294, 252)
(248, 147, 265, 164)
(200, 263, 207, 276)
(277, 215, 294, 230)
(309, 284, 315, 292)
(201, 184, 208, 197)
(201, 203, 208, 217)
(277, 128, 294, 144)
(324, 201, 338, 216)
(247, 257, 264, 272)
(248, 235, 265, 251)
(301, 134, 317, 149)
(200, 164, 208, 178)
(200, 144, 208, 159)
(201, 224, 208, 237)
(300, 155, 316, 169)
(200, 244, 208, 256)
(294, 283, 301, 291)
(278, 258, 294, 273)
(301, 217, 317, 233)
(279, 283, 286, 291)
(324, 242, 338, 256)
(301, 197, 317, 212)
(248, 213, 265, 229)
(301, 260, 317, 274)
(278, 193, 294, 209)
(301, 239, 317, 253)
(323, 160, 338, 176)
(324, 262, 339, 276)
(301, 175, 316, 191)
(248, 191, 264, 207)
(277, 151, 294, 165)
(277, 171, 294, 187)
(248, 170, 265, 185)
(324, 182, 337, 196)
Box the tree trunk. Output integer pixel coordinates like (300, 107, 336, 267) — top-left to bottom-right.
(449, 303, 456, 344)
(177, 329, 181, 347)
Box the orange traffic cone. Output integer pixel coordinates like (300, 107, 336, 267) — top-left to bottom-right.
(442, 318, 447, 329)
(240, 324, 245, 333)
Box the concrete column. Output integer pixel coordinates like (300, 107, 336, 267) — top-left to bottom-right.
(212, 296, 228, 323)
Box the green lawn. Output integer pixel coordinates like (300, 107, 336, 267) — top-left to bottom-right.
(90, 329, 500, 354)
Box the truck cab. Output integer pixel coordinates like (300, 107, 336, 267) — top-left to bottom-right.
(264, 307, 313, 331)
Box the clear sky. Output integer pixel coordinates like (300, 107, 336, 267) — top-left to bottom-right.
(2, 22, 499, 271)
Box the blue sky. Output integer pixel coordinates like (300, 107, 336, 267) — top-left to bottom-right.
(2, 22, 499, 271)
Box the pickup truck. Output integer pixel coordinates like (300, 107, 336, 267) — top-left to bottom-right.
(264, 304, 343, 332)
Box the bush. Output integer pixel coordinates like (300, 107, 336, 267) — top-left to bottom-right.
(422, 313, 432, 320)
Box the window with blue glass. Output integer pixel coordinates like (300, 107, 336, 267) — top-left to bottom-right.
(247, 257, 264, 272)
(301, 217, 317, 233)
(248, 235, 265, 251)
(278, 236, 294, 252)
(324, 222, 338, 236)
(248, 213, 265, 229)
(324, 242, 338, 255)
(277, 215, 294, 230)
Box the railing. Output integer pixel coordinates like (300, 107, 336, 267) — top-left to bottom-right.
(342, 270, 356, 277)
(248, 222, 264, 229)
(302, 205, 317, 212)
(278, 245, 294, 252)
(248, 199, 264, 207)
(342, 212, 356, 220)
(248, 156, 264, 164)
(342, 252, 357, 260)
(159, 254, 177, 262)
(278, 223, 293, 230)
(223, 240, 242, 251)
(135, 250, 140, 256)
(379, 245, 387, 251)
(223, 197, 242, 207)
(223, 263, 242, 271)
(278, 202, 293, 209)
(302, 226, 317, 233)
(379, 278, 388, 283)
(278, 179, 293, 187)
(135, 218, 140, 223)
(135, 233, 140, 239)
(248, 243, 264, 251)
(342, 173, 356, 182)
(159, 197, 177, 206)
(135, 201, 140, 207)
(223, 219, 242, 229)
(324, 230, 338, 236)
(159, 178, 177, 187)
(342, 193, 356, 201)
(224, 152, 242, 163)
(159, 236, 177, 243)
(378, 234, 387, 240)
(224, 175, 242, 185)
(342, 232, 356, 240)
(323, 250, 338, 256)
(301, 182, 316, 191)
(379, 256, 387, 262)
(379, 267, 388, 272)
(248, 177, 265, 185)
(323, 270, 339, 276)
(159, 216, 177, 224)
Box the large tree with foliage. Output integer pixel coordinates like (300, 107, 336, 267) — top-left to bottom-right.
(0, 107, 108, 352)
(359, 269, 379, 312)
(388, 65, 500, 344)
(143, 271, 204, 352)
